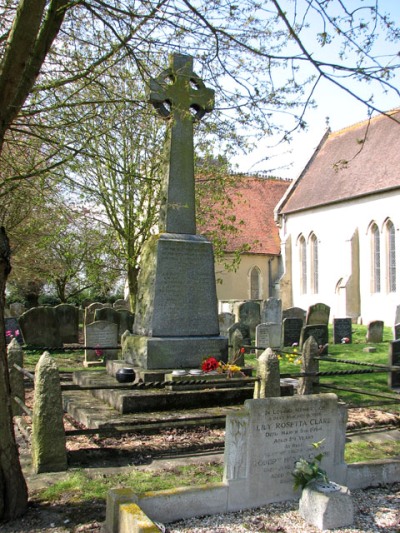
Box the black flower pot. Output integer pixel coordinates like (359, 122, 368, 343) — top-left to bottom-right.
(115, 367, 136, 383)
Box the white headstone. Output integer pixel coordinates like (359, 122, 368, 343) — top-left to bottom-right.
(84, 320, 118, 365)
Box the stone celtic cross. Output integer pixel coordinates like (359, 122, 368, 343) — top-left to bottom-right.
(149, 54, 215, 234)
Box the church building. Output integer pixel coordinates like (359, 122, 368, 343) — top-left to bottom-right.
(275, 109, 400, 325)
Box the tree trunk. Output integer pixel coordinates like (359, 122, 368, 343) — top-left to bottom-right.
(127, 263, 139, 313)
(0, 227, 28, 521)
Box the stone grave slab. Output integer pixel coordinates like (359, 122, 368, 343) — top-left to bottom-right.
(55, 304, 79, 344)
(219, 312, 235, 337)
(84, 302, 104, 326)
(84, 320, 118, 365)
(261, 297, 282, 324)
(366, 320, 384, 343)
(19, 307, 62, 348)
(238, 301, 261, 342)
(306, 303, 330, 325)
(388, 339, 400, 388)
(117, 310, 134, 339)
(224, 394, 347, 510)
(282, 306, 306, 323)
(394, 323, 400, 341)
(95, 306, 120, 325)
(228, 322, 251, 349)
(333, 318, 352, 344)
(256, 323, 281, 356)
(300, 324, 328, 354)
(282, 317, 303, 347)
(9, 302, 25, 317)
(395, 305, 400, 327)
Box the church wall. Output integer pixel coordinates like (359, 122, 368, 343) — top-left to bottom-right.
(279, 189, 400, 326)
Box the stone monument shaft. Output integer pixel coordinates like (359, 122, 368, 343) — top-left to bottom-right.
(149, 54, 215, 234)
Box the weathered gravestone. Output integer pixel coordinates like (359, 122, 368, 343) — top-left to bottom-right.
(394, 323, 400, 341)
(228, 322, 251, 351)
(388, 339, 400, 389)
(122, 54, 227, 370)
(300, 324, 328, 355)
(95, 306, 119, 325)
(117, 309, 135, 339)
(4, 316, 24, 344)
(224, 394, 347, 510)
(282, 306, 306, 323)
(282, 317, 303, 347)
(238, 301, 261, 342)
(84, 302, 105, 326)
(261, 297, 282, 324)
(9, 302, 25, 317)
(19, 306, 62, 348)
(218, 312, 235, 337)
(395, 305, 400, 327)
(113, 299, 130, 311)
(366, 320, 384, 343)
(55, 303, 79, 344)
(84, 320, 118, 366)
(306, 303, 330, 325)
(256, 323, 281, 356)
(333, 318, 352, 344)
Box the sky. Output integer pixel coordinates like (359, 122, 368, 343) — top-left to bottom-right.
(231, 1, 400, 181)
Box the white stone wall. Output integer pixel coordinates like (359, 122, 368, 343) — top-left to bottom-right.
(279, 189, 400, 325)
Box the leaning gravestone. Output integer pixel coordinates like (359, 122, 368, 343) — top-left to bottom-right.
(306, 303, 330, 325)
(238, 301, 261, 342)
(388, 339, 400, 389)
(84, 320, 119, 365)
(218, 312, 235, 337)
(300, 324, 328, 354)
(333, 318, 352, 344)
(19, 307, 62, 348)
(282, 306, 306, 323)
(55, 303, 79, 344)
(123, 54, 227, 370)
(261, 297, 282, 324)
(228, 322, 251, 350)
(256, 323, 281, 356)
(282, 317, 303, 347)
(366, 320, 384, 343)
(4, 317, 24, 345)
(224, 394, 347, 510)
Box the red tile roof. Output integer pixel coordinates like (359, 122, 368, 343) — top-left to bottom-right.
(278, 109, 400, 215)
(200, 176, 291, 255)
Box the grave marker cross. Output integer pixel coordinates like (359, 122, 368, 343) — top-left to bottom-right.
(149, 54, 215, 234)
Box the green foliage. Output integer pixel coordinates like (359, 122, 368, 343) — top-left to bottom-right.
(292, 439, 329, 491)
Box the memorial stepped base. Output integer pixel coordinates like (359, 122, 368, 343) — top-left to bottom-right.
(62, 369, 294, 429)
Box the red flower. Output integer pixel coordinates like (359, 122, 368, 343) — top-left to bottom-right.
(201, 357, 219, 372)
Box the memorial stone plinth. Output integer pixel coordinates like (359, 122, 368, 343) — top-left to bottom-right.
(122, 54, 227, 370)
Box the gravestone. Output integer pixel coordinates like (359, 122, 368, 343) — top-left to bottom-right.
(55, 303, 79, 344)
(228, 322, 251, 349)
(388, 339, 400, 388)
(224, 394, 347, 510)
(255, 323, 281, 356)
(84, 302, 104, 326)
(261, 297, 282, 324)
(84, 320, 119, 365)
(9, 302, 25, 317)
(4, 317, 24, 345)
(282, 317, 303, 347)
(394, 323, 400, 341)
(113, 299, 130, 311)
(366, 320, 384, 343)
(333, 318, 352, 344)
(218, 312, 235, 337)
(395, 305, 400, 327)
(300, 324, 328, 355)
(122, 54, 227, 370)
(19, 307, 62, 348)
(238, 301, 261, 342)
(306, 303, 330, 325)
(94, 306, 119, 325)
(282, 306, 306, 323)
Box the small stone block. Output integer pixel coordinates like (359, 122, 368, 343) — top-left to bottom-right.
(119, 503, 161, 533)
(363, 346, 377, 353)
(299, 481, 354, 530)
(105, 488, 138, 533)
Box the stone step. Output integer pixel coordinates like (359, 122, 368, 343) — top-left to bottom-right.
(62, 389, 243, 430)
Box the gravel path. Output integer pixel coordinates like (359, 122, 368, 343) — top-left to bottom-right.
(167, 483, 400, 532)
